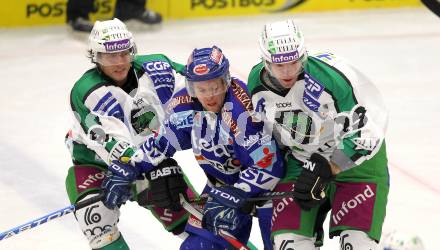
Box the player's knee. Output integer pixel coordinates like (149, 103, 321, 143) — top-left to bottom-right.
(339, 230, 378, 250)
(273, 233, 318, 250)
(180, 234, 224, 250)
(74, 193, 122, 249)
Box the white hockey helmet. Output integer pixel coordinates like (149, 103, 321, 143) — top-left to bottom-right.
(259, 18, 307, 73)
(88, 18, 136, 65)
(380, 230, 425, 250)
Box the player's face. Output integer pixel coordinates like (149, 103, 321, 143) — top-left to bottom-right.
(270, 60, 302, 88)
(193, 78, 227, 113)
(98, 51, 132, 86)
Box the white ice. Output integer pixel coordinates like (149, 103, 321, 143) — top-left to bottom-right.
(0, 7, 439, 250)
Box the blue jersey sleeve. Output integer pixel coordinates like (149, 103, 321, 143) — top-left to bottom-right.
(132, 90, 194, 172)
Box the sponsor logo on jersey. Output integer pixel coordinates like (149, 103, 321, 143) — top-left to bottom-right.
(240, 168, 279, 190)
(167, 95, 193, 112)
(169, 110, 194, 129)
(242, 134, 260, 149)
(231, 81, 253, 112)
(250, 143, 277, 170)
(276, 102, 292, 108)
(304, 73, 324, 99)
(221, 108, 241, 137)
(143, 61, 171, 73)
(142, 61, 175, 87)
(272, 196, 295, 223)
(303, 92, 320, 112)
(104, 39, 130, 52)
(271, 51, 299, 63)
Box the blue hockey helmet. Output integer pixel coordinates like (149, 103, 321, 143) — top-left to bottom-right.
(185, 46, 231, 97)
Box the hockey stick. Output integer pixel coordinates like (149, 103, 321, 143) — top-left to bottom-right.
(0, 193, 105, 241)
(422, 0, 440, 17)
(179, 194, 251, 250)
(189, 190, 297, 205)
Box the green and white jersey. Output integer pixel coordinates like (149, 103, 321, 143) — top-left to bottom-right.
(66, 54, 185, 167)
(248, 52, 387, 171)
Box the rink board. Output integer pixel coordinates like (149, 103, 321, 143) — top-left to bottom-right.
(1, 0, 421, 27)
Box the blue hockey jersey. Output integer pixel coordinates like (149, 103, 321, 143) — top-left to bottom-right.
(132, 78, 284, 196)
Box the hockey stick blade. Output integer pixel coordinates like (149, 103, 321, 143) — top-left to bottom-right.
(0, 193, 104, 241)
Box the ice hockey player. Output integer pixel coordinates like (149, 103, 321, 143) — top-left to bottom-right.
(104, 45, 285, 249)
(64, 18, 196, 250)
(247, 19, 390, 250)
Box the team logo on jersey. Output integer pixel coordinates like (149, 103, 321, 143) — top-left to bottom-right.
(169, 110, 194, 129)
(304, 73, 324, 99)
(193, 64, 210, 75)
(275, 109, 315, 145)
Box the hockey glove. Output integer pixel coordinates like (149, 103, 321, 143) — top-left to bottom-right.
(102, 160, 139, 210)
(202, 186, 252, 235)
(146, 158, 188, 211)
(293, 153, 334, 210)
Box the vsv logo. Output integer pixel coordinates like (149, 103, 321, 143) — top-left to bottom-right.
(240, 168, 278, 189)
